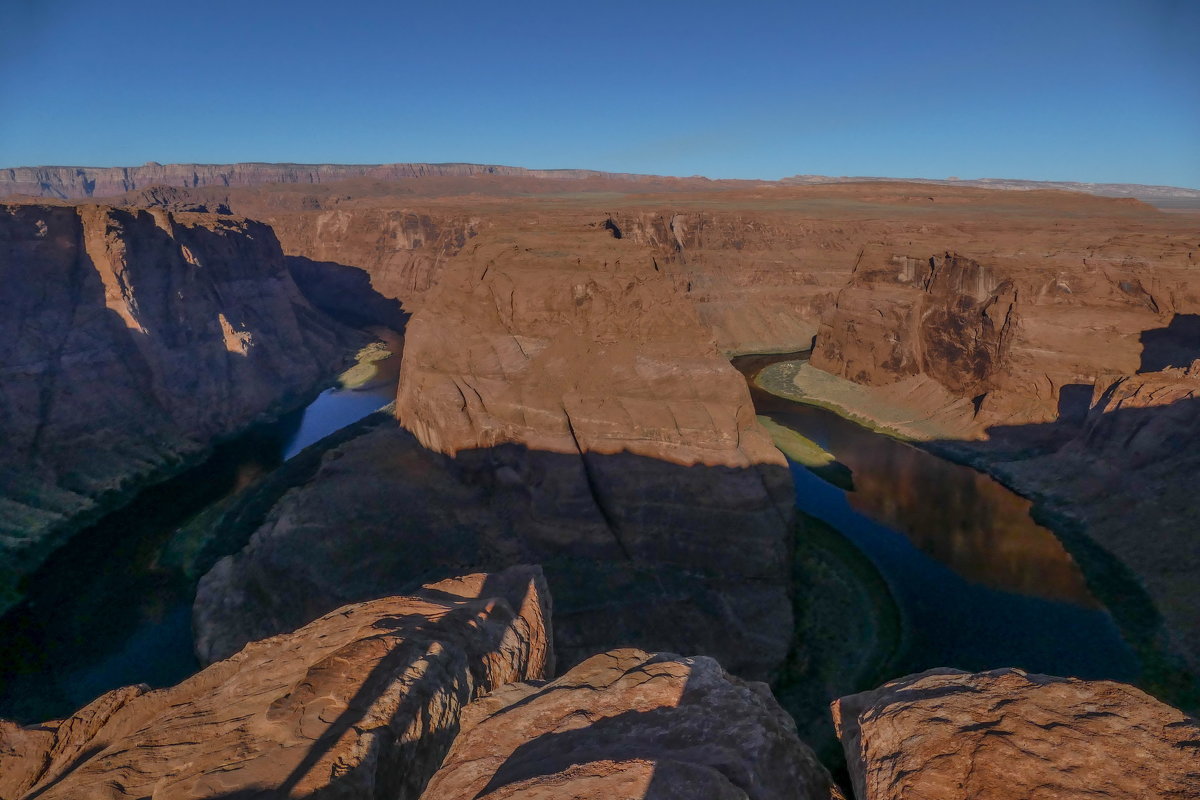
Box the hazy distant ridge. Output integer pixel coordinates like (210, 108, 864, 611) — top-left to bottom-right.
(2, 161, 1196, 203)
(0, 162, 674, 200)
(782, 174, 1200, 200)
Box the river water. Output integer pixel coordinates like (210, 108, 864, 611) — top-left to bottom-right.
(0, 379, 397, 723)
(734, 353, 1139, 683)
(0, 350, 1139, 724)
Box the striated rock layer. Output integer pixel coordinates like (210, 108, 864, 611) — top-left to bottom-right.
(0, 567, 553, 800)
(194, 215, 796, 681)
(0, 202, 359, 612)
(833, 668, 1200, 800)
(422, 648, 836, 800)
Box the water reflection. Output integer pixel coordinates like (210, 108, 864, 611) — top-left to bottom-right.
(773, 405, 1096, 607)
(733, 353, 1138, 682)
(0, 377, 397, 723)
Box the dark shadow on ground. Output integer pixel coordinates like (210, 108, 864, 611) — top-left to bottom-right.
(953, 397, 1200, 712)
(1139, 313, 1200, 373)
(286, 256, 410, 331)
(189, 421, 796, 686)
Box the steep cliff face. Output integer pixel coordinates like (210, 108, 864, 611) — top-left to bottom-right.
(268, 207, 480, 308)
(812, 249, 1017, 394)
(811, 236, 1200, 430)
(194, 214, 796, 681)
(0, 203, 359, 611)
(609, 210, 858, 354)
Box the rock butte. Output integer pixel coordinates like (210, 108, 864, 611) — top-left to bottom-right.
(0, 165, 1198, 798)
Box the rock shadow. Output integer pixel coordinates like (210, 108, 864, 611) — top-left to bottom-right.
(10, 571, 536, 800)
(190, 418, 795, 685)
(286, 256, 411, 332)
(1139, 313, 1200, 373)
(968, 396, 1200, 711)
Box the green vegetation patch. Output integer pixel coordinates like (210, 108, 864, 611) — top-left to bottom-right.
(337, 341, 398, 391)
(776, 512, 904, 771)
(758, 415, 854, 491)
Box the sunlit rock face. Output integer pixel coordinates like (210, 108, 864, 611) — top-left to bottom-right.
(833, 668, 1200, 800)
(811, 231, 1200, 432)
(0, 202, 358, 611)
(0, 567, 553, 800)
(421, 648, 835, 800)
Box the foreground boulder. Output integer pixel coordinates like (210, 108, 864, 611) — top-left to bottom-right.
(832, 668, 1200, 800)
(422, 648, 835, 800)
(0, 567, 552, 800)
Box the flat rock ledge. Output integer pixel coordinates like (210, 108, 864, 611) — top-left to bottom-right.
(833, 667, 1200, 800)
(421, 648, 837, 800)
(0, 566, 552, 800)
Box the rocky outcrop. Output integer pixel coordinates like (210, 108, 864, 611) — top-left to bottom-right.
(811, 235, 1200, 431)
(0, 202, 359, 613)
(0, 567, 553, 800)
(421, 648, 836, 800)
(194, 215, 795, 681)
(833, 668, 1200, 800)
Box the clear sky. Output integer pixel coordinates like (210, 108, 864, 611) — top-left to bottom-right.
(1, 0, 1196, 187)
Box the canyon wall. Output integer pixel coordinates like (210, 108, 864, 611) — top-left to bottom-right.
(811, 239, 1200, 429)
(0, 202, 359, 612)
(193, 211, 798, 681)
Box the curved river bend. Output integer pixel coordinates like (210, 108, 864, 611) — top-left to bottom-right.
(734, 352, 1138, 683)
(0, 379, 397, 722)
(0, 351, 1139, 724)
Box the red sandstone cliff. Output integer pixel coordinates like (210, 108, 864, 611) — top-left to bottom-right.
(0, 202, 360, 612)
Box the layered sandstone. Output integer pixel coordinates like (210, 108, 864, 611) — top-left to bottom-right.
(833, 668, 1200, 800)
(811, 238, 1200, 430)
(421, 648, 835, 800)
(0, 567, 552, 800)
(194, 214, 795, 680)
(0, 203, 359, 612)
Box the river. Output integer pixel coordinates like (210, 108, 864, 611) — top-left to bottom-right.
(733, 352, 1139, 684)
(0, 350, 1140, 724)
(0, 376, 398, 723)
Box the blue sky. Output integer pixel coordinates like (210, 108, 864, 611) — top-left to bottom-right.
(1, 0, 1196, 186)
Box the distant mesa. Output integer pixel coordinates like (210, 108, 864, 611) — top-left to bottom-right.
(0, 161, 1197, 206)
